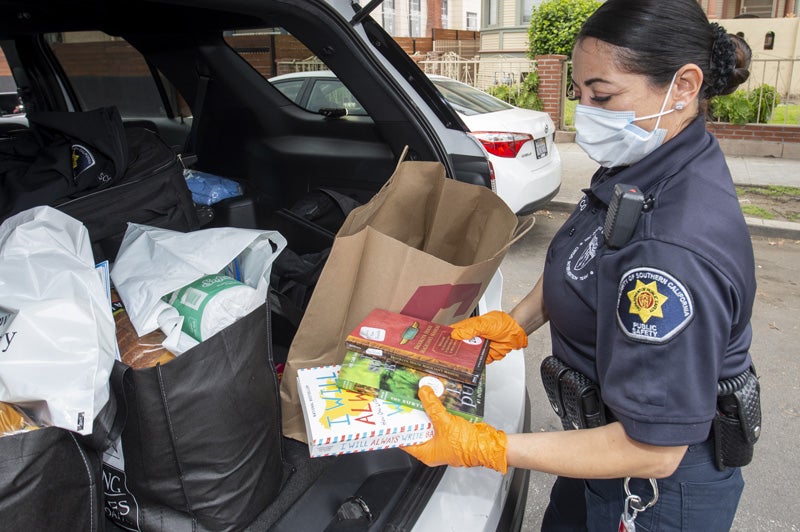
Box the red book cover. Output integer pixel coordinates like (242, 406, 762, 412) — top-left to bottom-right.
(345, 308, 489, 384)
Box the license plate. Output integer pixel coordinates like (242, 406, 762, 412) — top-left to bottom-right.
(534, 137, 548, 159)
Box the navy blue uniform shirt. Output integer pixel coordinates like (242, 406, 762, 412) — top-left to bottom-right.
(542, 116, 756, 446)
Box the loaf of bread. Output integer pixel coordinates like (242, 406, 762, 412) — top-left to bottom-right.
(112, 289, 175, 369)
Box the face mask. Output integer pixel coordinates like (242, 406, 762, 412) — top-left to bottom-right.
(574, 72, 678, 168)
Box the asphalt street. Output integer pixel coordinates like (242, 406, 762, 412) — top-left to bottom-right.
(499, 203, 800, 530)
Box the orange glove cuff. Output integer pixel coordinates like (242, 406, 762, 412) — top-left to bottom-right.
(466, 423, 508, 474)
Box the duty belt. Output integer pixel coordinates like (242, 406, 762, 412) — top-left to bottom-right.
(539, 356, 761, 470)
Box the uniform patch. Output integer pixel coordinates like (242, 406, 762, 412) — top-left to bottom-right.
(71, 144, 96, 179)
(616, 267, 693, 343)
(566, 225, 602, 281)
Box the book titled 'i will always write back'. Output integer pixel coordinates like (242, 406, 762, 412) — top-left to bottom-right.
(297, 365, 433, 457)
(345, 308, 489, 385)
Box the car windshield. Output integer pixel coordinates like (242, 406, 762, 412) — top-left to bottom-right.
(431, 79, 513, 116)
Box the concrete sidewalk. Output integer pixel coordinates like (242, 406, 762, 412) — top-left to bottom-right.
(551, 142, 800, 239)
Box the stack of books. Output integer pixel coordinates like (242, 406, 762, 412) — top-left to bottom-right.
(337, 308, 489, 423)
(297, 308, 489, 457)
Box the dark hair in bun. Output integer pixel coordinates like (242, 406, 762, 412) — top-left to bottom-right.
(712, 32, 752, 97)
(577, 0, 752, 100)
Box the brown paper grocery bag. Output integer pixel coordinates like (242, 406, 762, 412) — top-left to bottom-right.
(280, 156, 533, 441)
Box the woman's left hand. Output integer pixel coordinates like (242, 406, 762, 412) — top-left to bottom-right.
(450, 310, 528, 363)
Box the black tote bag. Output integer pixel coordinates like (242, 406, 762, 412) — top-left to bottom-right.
(0, 427, 105, 532)
(107, 303, 283, 531)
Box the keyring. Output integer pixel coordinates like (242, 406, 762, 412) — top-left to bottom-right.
(623, 477, 659, 512)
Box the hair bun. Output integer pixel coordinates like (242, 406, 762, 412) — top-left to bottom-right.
(707, 23, 737, 98)
(707, 23, 752, 97)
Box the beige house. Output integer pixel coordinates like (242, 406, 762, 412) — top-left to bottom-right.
(479, 0, 535, 56)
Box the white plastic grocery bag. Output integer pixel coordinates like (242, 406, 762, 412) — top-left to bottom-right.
(0, 206, 116, 435)
(110, 222, 287, 354)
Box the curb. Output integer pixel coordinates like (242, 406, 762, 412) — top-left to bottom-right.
(545, 200, 800, 240)
(742, 217, 800, 240)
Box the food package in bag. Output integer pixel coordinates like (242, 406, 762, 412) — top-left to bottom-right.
(164, 274, 257, 342)
(0, 206, 116, 434)
(110, 222, 286, 353)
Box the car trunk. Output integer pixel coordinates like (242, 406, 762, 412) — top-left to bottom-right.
(0, 1, 527, 531)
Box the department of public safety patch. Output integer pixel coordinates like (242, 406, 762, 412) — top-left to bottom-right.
(616, 267, 693, 343)
(71, 144, 96, 180)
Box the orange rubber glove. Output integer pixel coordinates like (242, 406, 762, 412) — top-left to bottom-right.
(450, 310, 528, 363)
(402, 386, 508, 474)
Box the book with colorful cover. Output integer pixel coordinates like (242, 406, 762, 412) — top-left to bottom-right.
(337, 350, 485, 422)
(297, 365, 433, 458)
(345, 308, 489, 385)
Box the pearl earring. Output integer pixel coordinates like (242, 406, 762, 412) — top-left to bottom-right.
(675, 102, 685, 111)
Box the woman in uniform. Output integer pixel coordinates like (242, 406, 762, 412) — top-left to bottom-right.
(402, 0, 759, 530)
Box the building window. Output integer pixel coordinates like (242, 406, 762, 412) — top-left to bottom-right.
(383, 0, 395, 35)
(740, 0, 773, 17)
(466, 11, 478, 31)
(485, 0, 498, 27)
(442, 0, 448, 28)
(764, 31, 775, 50)
(409, 0, 421, 37)
(521, 0, 535, 23)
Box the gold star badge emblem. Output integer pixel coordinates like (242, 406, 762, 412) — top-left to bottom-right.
(627, 280, 668, 323)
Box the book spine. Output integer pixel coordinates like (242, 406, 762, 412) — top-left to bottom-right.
(346, 341, 480, 384)
(335, 376, 482, 423)
(345, 335, 474, 377)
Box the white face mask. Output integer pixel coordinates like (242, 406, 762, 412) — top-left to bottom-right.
(574, 72, 678, 168)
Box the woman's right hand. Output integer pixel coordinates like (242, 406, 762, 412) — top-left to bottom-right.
(450, 310, 528, 363)
(401, 386, 508, 473)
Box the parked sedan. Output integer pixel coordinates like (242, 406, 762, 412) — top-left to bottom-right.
(270, 71, 562, 215)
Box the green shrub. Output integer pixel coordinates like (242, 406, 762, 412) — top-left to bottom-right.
(527, 0, 601, 59)
(709, 84, 780, 124)
(487, 72, 544, 110)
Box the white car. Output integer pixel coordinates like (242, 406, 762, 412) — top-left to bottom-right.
(270, 71, 562, 215)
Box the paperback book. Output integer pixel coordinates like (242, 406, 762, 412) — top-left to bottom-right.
(345, 308, 489, 385)
(337, 350, 485, 422)
(297, 365, 433, 458)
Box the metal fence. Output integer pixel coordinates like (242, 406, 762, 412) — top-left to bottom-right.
(736, 58, 800, 125)
(275, 56, 327, 75)
(418, 53, 536, 91)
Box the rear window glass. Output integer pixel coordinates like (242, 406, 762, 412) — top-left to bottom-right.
(45, 32, 178, 118)
(227, 28, 366, 116)
(305, 79, 367, 116)
(432, 79, 513, 115)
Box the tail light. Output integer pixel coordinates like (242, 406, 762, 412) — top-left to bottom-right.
(470, 132, 533, 158)
(487, 159, 496, 194)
